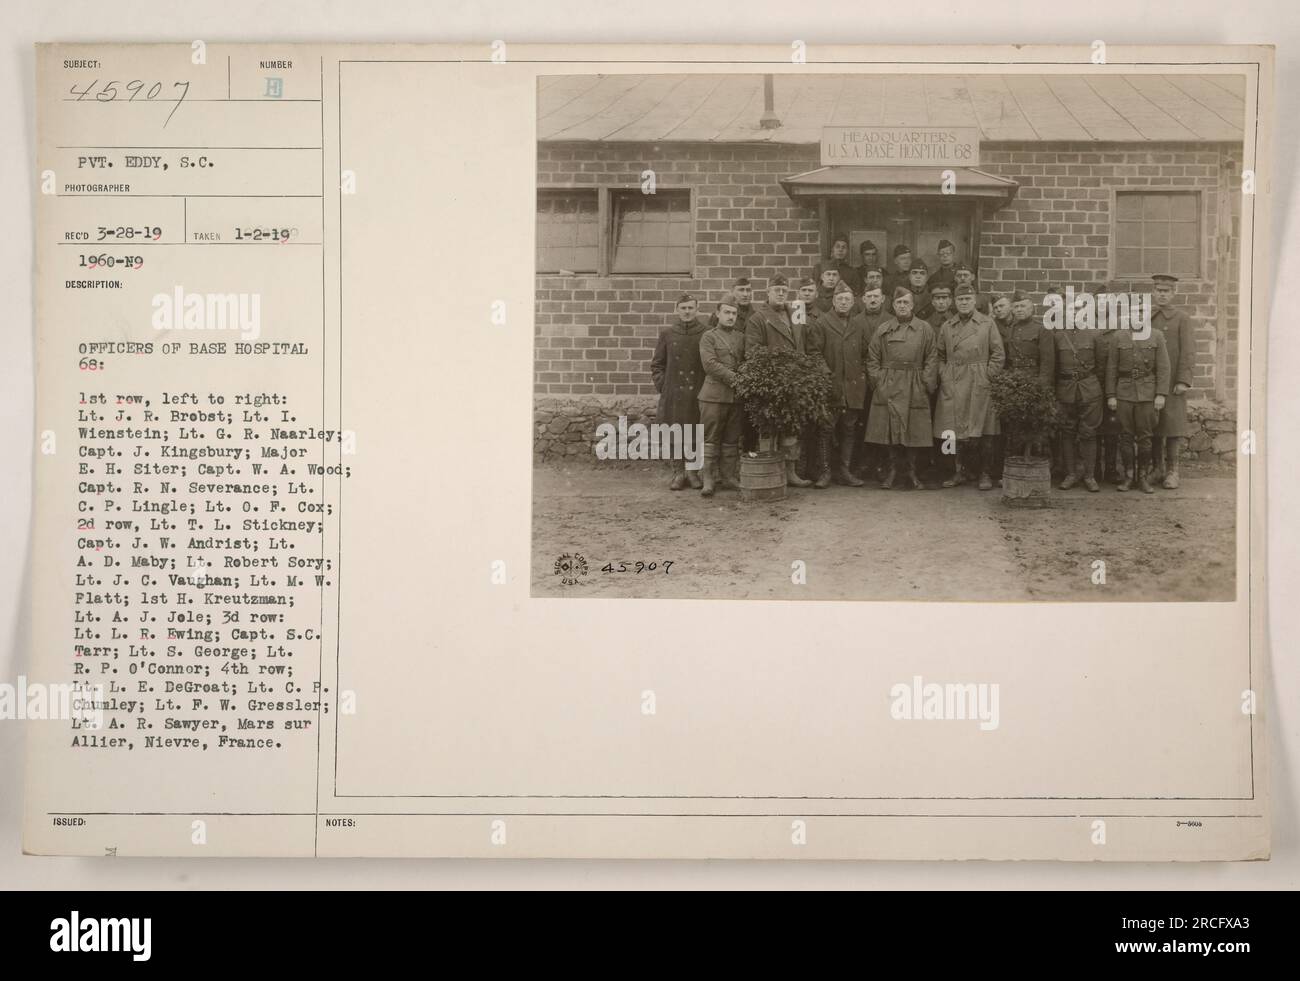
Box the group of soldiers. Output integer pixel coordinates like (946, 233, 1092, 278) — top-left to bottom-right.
(650, 236, 1197, 498)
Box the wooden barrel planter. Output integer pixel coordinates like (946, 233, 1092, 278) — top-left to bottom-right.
(740, 450, 786, 502)
(1001, 455, 1052, 507)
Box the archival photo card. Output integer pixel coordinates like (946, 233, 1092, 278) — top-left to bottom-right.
(25, 43, 1270, 861)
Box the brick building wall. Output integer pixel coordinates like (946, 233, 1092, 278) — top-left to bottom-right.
(535, 140, 1241, 463)
(976, 141, 1241, 404)
(536, 142, 822, 406)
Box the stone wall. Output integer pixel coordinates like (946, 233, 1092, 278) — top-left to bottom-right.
(534, 396, 658, 463)
(1185, 400, 1240, 465)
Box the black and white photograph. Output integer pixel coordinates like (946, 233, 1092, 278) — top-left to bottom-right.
(532, 70, 1248, 601)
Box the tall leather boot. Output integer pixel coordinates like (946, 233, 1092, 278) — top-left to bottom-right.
(1148, 436, 1166, 485)
(700, 444, 718, 497)
(1080, 438, 1100, 492)
(1163, 437, 1182, 489)
(669, 459, 688, 491)
(1137, 445, 1156, 494)
(942, 440, 966, 488)
(1059, 439, 1079, 490)
(719, 444, 741, 491)
(1102, 434, 1120, 484)
(1117, 439, 1134, 492)
(906, 447, 925, 490)
(785, 440, 812, 488)
(977, 436, 994, 490)
(686, 456, 703, 489)
(813, 430, 832, 489)
(837, 430, 864, 486)
(880, 444, 898, 490)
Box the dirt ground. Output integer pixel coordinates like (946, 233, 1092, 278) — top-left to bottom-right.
(531, 457, 1237, 602)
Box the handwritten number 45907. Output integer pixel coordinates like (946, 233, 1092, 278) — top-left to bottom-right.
(68, 80, 191, 127)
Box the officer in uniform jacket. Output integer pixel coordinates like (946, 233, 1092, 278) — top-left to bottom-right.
(1080, 287, 1124, 484)
(953, 263, 993, 316)
(1105, 321, 1171, 494)
(1052, 323, 1107, 492)
(927, 239, 959, 292)
(707, 276, 754, 328)
(697, 300, 747, 496)
(808, 281, 869, 486)
(924, 284, 955, 478)
(859, 267, 886, 305)
(882, 244, 915, 299)
(905, 261, 933, 320)
(744, 278, 805, 355)
(744, 275, 812, 487)
(857, 241, 882, 287)
(812, 236, 860, 294)
(925, 284, 954, 331)
(1002, 290, 1054, 389)
(850, 285, 890, 477)
(813, 268, 863, 318)
(1147, 274, 1198, 489)
(650, 293, 709, 490)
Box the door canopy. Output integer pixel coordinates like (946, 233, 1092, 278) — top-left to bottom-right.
(780, 166, 1018, 206)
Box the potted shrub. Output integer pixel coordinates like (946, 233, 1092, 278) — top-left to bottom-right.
(732, 349, 832, 502)
(990, 370, 1059, 507)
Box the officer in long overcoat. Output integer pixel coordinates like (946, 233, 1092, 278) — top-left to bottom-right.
(933, 284, 1005, 490)
(865, 287, 938, 489)
(650, 293, 708, 490)
(850, 284, 890, 477)
(1148, 274, 1198, 488)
